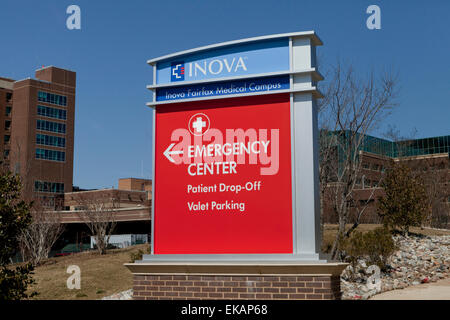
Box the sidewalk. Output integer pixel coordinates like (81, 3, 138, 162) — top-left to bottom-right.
(370, 278, 450, 300)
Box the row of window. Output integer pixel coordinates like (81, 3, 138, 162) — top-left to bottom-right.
(356, 177, 379, 189)
(36, 134, 66, 148)
(37, 195, 56, 208)
(37, 119, 66, 134)
(37, 105, 67, 120)
(362, 163, 385, 172)
(38, 91, 67, 107)
(36, 148, 65, 162)
(34, 181, 64, 193)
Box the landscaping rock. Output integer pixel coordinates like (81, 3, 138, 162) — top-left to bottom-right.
(101, 289, 133, 300)
(341, 234, 449, 300)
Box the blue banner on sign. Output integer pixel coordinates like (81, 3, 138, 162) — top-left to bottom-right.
(156, 38, 289, 84)
(156, 75, 290, 102)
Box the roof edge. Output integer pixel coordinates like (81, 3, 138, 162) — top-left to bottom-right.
(147, 31, 322, 65)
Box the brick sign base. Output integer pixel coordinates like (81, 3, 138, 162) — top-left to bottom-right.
(125, 262, 347, 300)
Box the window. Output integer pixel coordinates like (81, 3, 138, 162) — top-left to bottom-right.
(4, 135, 10, 143)
(37, 196, 55, 208)
(36, 134, 65, 148)
(38, 91, 67, 107)
(6, 92, 12, 102)
(37, 105, 66, 120)
(34, 181, 64, 193)
(36, 119, 66, 134)
(5, 106, 11, 116)
(36, 148, 65, 162)
(4, 120, 11, 130)
(3, 149, 9, 158)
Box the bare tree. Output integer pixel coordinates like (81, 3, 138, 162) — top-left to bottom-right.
(75, 191, 118, 255)
(18, 199, 64, 266)
(407, 156, 449, 229)
(318, 62, 398, 259)
(11, 142, 65, 265)
(428, 174, 450, 229)
(383, 127, 449, 229)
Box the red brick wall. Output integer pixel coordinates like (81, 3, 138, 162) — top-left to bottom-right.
(133, 274, 341, 300)
(11, 68, 76, 199)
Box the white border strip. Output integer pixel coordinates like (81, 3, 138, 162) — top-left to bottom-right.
(146, 87, 323, 108)
(147, 68, 323, 90)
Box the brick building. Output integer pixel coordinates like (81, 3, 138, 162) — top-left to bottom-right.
(51, 178, 152, 252)
(322, 132, 450, 226)
(59, 178, 152, 223)
(0, 77, 15, 164)
(118, 177, 152, 199)
(0, 66, 76, 207)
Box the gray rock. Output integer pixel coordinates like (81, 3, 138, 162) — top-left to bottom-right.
(341, 234, 450, 300)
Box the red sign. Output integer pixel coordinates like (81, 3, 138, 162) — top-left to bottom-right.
(154, 93, 292, 254)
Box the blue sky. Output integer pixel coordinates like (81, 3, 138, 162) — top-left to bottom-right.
(0, 1, 449, 189)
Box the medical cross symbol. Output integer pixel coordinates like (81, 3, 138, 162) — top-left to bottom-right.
(172, 64, 184, 79)
(192, 117, 206, 133)
(171, 61, 185, 82)
(188, 113, 210, 136)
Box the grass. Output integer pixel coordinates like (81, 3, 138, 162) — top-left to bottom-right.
(25, 225, 449, 300)
(27, 244, 148, 300)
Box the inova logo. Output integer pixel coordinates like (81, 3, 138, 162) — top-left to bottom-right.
(170, 56, 248, 82)
(171, 62, 185, 82)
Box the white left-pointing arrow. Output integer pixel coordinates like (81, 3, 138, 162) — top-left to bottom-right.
(164, 143, 183, 163)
